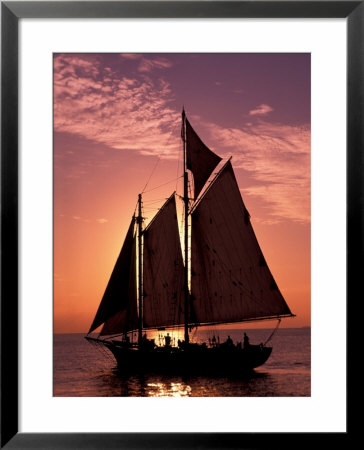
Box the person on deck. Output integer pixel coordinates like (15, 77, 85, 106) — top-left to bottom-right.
(212, 335, 217, 347)
(165, 333, 171, 347)
(243, 332, 250, 348)
(226, 335, 233, 346)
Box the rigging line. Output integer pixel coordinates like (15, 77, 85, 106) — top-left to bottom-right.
(90, 340, 114, 363)
(141, 120, 180, 194)
(143, 175, 184, 194)
(143, 207, 162, 212)
(142, 119, 181, 194)
(102, 345, 115, 363)
(143, 198, 169, 204)
(263, 318, 281, 346)
(141, 156, 161, 194)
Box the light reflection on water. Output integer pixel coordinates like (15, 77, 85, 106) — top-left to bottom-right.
(92, 369, 274, 397)
(146, 382, 192, 397)
(95, 367, 284, 397)
(92, 372, 195, 397)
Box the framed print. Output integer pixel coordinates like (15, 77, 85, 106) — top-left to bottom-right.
(1, 1, 360, 448)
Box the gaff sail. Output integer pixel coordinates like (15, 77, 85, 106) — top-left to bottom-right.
(143, 194, 185, 328)
(190, 160, 292, 325)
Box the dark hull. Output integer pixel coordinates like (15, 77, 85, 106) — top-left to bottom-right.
(87, 338, 272, 374)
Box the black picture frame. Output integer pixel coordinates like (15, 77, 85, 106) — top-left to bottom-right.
(1, 1, 359, 448)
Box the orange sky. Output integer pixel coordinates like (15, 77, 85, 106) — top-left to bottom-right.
(53, 53, 310, 333)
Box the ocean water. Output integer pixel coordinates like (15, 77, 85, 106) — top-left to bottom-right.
(53, 327, 310, 397)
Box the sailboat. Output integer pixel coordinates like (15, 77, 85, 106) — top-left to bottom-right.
(85, 109, 294, 374)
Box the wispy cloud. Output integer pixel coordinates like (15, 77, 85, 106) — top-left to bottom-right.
(249, 104, 274, 116)
(54, 54, 179, 158)
(60, 213, 109, 224)
(203, 119, 310, 223)
(138, 56, 173, 73)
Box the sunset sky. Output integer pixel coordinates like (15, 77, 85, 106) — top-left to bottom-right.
(53, 53, 310, 333)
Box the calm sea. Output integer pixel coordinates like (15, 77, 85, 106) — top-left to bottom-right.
(53, 327, 310, 397)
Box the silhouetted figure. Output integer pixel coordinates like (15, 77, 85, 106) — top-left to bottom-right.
(243, 332, 250, 348)
(226, 335, 233, 346)
(165, 333, 171, 347)
(212, 335, 217, 347)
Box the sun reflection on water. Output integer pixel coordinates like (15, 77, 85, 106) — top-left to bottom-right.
(147, 382, 192, 397)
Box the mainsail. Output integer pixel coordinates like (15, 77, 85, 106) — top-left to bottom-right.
(190, 160, 292, 325)
(88, 217, 137, 334)
(143, 194, 185, 328)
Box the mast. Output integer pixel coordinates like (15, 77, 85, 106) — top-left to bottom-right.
(182, 108, 189, 344)
(137, 193, 143, 344)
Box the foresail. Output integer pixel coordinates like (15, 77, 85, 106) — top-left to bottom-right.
(99, 237, 138, 335)
(88, 216, 136, 334)
(185, 118, 222, 199)
(143, 194, 185, 328)
(191, 161, 292, 325)
(99, 310, 128, 336)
